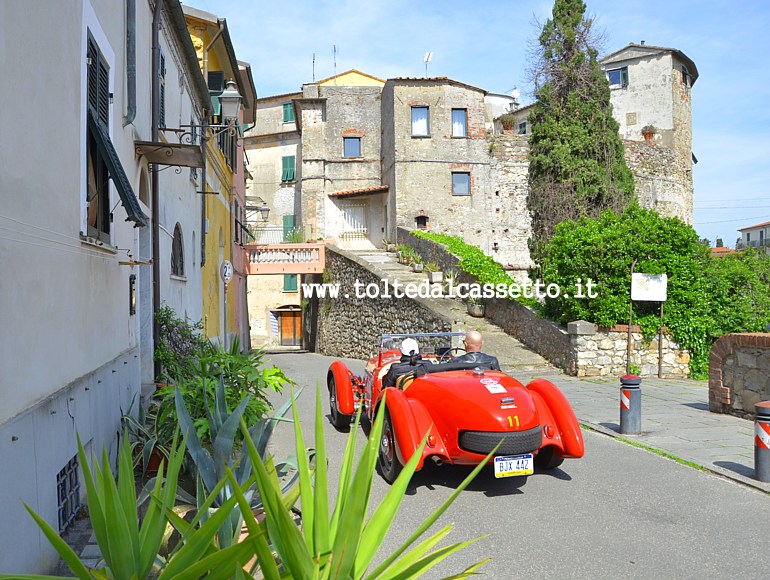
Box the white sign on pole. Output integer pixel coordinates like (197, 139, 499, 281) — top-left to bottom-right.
(220, 260, 233, 284)
(631, 273, 667, 302)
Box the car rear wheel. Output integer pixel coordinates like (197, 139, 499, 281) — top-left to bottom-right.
(329, 376, 350, 430)
(535, 446, 564, 470)
(378, 409, 402, 484)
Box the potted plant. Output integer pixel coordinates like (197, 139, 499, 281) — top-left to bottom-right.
(426, 262, 443, 284)
(121, 395, 174, 476)
(466, 296, 485, 318)
(641, 124, 656, 142)
(412, 254, 424, 272)
(498, 112, 515, 131)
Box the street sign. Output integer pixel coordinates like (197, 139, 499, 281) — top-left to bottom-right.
(631, 273, 667, 302)
(220, 260, 233, 284)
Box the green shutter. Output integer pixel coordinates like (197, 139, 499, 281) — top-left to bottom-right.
(283, 274, 298, 292)
(621, 68, 629, 88)
(283, 103, 295, 123)
(281, 155, 295, 182)
(283, 215, 295, 241)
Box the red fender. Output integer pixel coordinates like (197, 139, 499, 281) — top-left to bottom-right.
(526, 379, 584, 458)
(328, 361, 355, 416)
(377, 388, 439, 472)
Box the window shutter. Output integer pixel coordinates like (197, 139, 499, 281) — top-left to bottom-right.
(281, 156, 295, 182)
(87, 37, 98, 114)
(283, 214, 295, 241)
(621, 68, 629, 88)
(283, 103, 295, 123)
(283, 274, 298, 292)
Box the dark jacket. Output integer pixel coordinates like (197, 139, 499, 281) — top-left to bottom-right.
(451, 351, 500, 371)
(383, 354, 427, 388)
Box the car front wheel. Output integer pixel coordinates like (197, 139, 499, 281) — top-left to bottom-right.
(378, 409, 403, 484)
(329, 376, 350, 430)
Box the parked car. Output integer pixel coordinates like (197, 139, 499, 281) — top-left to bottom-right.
(328, 332, 584, 483)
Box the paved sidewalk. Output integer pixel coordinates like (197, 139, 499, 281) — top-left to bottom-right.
(517, 371, 769, 494)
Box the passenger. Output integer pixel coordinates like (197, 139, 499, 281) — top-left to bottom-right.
(451, 330, 501, 371)
(382, 338, 426, 388)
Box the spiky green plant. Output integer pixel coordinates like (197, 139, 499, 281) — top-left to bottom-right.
(233, 387, 493, 578)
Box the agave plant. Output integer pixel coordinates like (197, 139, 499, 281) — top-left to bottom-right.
(173, 377, 302, 549)
(8, 432, 259, 579)
(233, 387, 494, 578)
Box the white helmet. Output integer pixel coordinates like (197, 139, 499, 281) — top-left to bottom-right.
(400, 338, 419, 356)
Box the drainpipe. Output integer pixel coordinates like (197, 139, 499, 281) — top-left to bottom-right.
(123, 0, 136, 127)
(151, 0, 163, 381)
(200, 19, 225, 267)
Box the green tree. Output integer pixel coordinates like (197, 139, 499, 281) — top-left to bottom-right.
(538, 204, 770, 378)
(527, 0, 635, 261)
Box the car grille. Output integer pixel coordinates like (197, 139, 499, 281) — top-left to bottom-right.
(458, 425, 542, 456)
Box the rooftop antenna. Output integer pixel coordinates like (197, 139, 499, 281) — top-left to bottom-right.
(423, 52, 433, 77)
(312, 53, 316, 82)
(333, 45, 337, 82)
(511, 86, 520, 108)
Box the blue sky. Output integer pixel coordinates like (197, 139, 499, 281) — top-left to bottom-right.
(185, 0, 770, 246)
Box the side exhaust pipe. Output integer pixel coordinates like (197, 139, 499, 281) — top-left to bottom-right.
(431, 456, 444, 467)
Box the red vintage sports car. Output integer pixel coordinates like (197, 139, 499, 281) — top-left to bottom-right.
(328, 332, 584, 483)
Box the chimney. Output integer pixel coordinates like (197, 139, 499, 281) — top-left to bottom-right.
(640, 40, 646, 45)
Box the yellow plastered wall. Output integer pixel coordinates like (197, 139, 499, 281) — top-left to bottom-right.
(318, 69, 385, 87)
(187, 20, 237, 344)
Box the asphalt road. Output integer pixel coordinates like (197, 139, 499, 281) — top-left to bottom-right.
(265, 352, 770, 579)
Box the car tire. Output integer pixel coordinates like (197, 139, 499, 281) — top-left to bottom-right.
(534, 445, 564, 470)
(329, 376, 350, 431)
(378, 409, 402, 484)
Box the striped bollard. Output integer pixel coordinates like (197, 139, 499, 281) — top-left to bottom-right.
(754, 401, 770, 482)
(620, 374, 642, 434)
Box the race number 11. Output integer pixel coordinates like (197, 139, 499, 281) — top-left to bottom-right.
(507, 415, 519, 427)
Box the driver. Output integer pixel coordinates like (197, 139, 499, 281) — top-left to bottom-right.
(382, 338, 427, 388)
(450, 331, 501, 371)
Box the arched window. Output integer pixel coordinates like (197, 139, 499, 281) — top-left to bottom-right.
(415, 215, 429, 230)
(171, 223, 184, 276)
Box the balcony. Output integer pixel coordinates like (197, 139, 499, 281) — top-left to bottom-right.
(245, 243, 325, 274)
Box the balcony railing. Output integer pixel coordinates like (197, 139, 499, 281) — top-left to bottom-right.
(245, 242, 325, 274)
(247, 224, 309, 245)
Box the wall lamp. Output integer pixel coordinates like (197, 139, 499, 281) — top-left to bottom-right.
(160, 79, 243, 143)
(246, 195, 271, 221)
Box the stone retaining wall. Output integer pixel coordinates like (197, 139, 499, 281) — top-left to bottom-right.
(396, 227, 690, 377)
(313, 245, 451, 360)
(709, 333, 770, 417)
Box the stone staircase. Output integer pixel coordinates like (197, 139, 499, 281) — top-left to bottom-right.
(351, 250, 555, 374)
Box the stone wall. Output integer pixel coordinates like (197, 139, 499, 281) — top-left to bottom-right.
(571, 322, 690, 378)
(709, 333, 770, 417)
(396, 228, 690, 377)
(313, 245, 451, 360)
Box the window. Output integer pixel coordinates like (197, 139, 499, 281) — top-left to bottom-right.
(681, 65, 691, 87)
(343, 137, 361, 158)
(159, 51, 166, 127)
(283, 214, 296, 241)
(171, 223, 184, 277)
(86, 33, 111, 243)
(415, 215, 429, 230)
(342, 204, 367, 235)
(281, 155, 296, 182)
(283, 103, 295, 123)
(452, 172, 470, 196)
(283, 274, 298, 292)
(411, 106, 429, 137)
(518, 121, 527, 135)
(451, 109, 467, 137)
(607, 67, 628, 89)
(57, 454, 80, 534)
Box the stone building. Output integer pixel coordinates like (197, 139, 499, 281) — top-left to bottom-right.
(245, 42, 697, 296)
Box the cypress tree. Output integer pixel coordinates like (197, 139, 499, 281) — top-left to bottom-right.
(527, 0, 635, 261)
